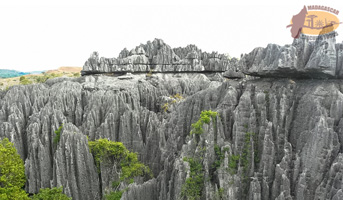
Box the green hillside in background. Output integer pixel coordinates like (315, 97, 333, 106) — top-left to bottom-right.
(0, 69, 34, 78)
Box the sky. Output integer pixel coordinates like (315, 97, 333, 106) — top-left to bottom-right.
(0, 0, 342, 72)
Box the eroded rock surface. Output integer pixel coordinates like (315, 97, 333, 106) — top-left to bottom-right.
(82, 39, 235, 74)
(240, 32, 343, 78)
(1, 38, 343, 200)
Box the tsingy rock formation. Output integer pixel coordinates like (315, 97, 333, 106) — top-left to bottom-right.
(1, 36, 343, 200)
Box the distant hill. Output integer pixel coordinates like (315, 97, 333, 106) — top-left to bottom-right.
(0, 69, 47, 78)
(27, 71, 46, 75)
(0, 67, 81, 90)
(45, 67, 82, 74)
(0, 69, 30, 78)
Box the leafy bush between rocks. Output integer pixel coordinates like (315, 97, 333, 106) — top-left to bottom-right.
(104, 188, 129, 200)
(88, 139, 153, 200)
(212, 145, 230, 170)
(88, 138, 152, 180)
(181, 157, 204, 200)
(104, 190, 124, 200)
(214, 187, 225, 200)
(228, 154, 240, 175)
(31, 187, 71, 200)
(0, 138, 29, 200)
(53, 124, 63, 148)
(0, 138, 72, 200)
(190, 110, 218, 135)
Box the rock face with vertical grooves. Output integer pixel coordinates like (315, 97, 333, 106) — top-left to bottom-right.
(239, 32, 341, 78)
(1, 37, 343, 200)
(52, 123, 100, 200)
(81, 39, 235, 74)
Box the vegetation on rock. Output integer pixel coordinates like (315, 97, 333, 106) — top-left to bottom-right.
(88, 138, 152, 180)
(53, 124, 63, 148)
(181, 157, 204, 200)
(0, 138, 29, 199)
(228, 154, 240, 175)
(88, 139, 152, 199)
(190, 110, 218, 135)
(104, 190, 124, 200)
(212, 145, 229, 170)
(31, 187, 71, 200)
(162, 93, 184, 112)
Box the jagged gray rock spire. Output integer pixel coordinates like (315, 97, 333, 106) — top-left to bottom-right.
(239, 32, 343, 78)
(81, 38, 236, 74)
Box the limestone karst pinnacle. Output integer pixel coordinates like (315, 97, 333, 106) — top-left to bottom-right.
(81, 38, 237, 75)
(1, 35, 343, 200)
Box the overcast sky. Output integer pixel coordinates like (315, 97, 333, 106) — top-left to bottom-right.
(1, 0, 342, 72)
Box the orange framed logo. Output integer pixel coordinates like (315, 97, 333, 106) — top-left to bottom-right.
(287, 5, 341, 39)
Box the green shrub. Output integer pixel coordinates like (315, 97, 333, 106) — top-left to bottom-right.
(73, 72, 80, 77)
(228, 154, 240, 175)
(0, 138, 29, 199)
(181, 157, 204, 200)
(53, 124, 63, 148)
(20, 76, 32, 85)
(34, 76, 48, 83)
(190, 110, 218, 135)
(242, 132, 254, 174)
(212, 145, 229, 170)
(104, 190, 124, 200)
(88, 139, 152, 181)
(32, 73, 65, 84)
(89, 139, 152, 199)
(238, 131, 257, 192)
(214, 187, 225, 200)
(0, 186, 29, 200)
(31, 187, 71, 200)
